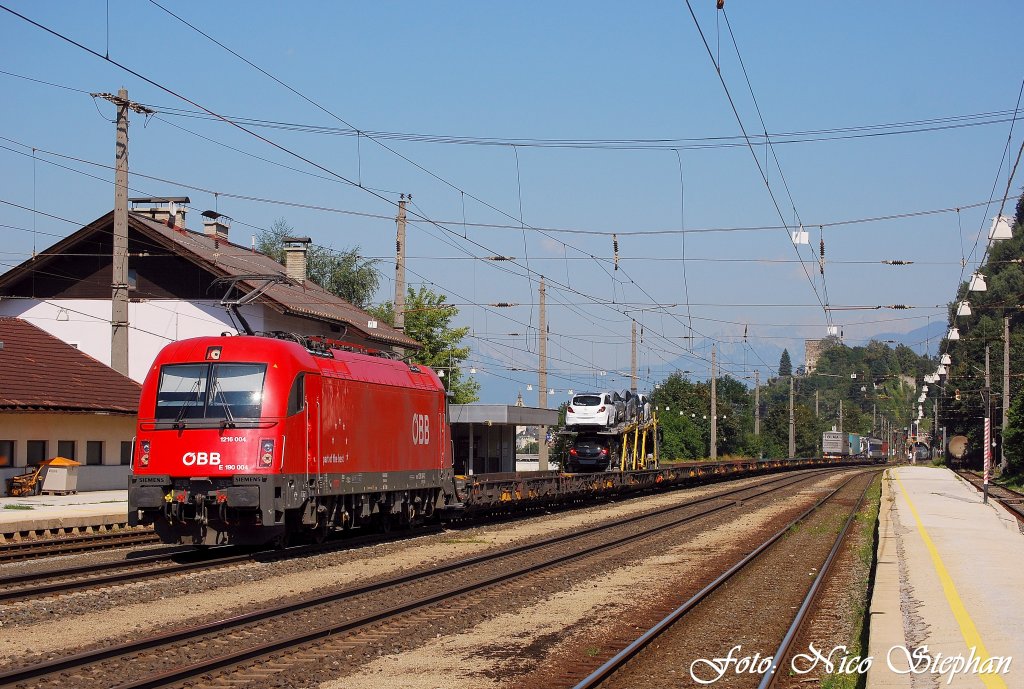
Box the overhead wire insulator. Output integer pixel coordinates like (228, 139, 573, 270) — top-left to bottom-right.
(890, 304, 910, 310)
(490, 302, 518, 308)
(612, 233, 620, 271)
(882, 260, 914, 265)
(486, 255, 515, 261)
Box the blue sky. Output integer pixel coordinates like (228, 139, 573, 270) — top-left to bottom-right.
(1, 1, 1022, 402)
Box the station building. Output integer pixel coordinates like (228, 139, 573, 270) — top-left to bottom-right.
(0, 198, 417, 384)
(0, 318, 140, 494)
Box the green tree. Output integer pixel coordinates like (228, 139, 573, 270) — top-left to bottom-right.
(1003, 393, 1024, 474)
(369, 286, 480, 403)
(779, 349, 793, 377)
(257, 218, 381, 308)
(937, 188, 1024, 472)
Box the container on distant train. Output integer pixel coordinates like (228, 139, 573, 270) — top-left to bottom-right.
(822, 431, 849, 457)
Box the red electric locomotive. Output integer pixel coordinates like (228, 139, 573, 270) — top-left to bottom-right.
(128, 333, 454, 546)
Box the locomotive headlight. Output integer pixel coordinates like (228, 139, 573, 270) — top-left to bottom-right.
(259, 438, 275, 468)
(140, 440, 151, 467)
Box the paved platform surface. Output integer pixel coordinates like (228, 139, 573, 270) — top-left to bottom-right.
(867, 466, 1022, 689)
(0, 490, 129, 535)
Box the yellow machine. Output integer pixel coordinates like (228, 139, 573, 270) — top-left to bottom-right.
(5, 464, 45, 497)
(3, 457, 79, 497)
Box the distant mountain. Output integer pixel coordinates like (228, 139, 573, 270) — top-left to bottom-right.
(869, 319, 947, 357)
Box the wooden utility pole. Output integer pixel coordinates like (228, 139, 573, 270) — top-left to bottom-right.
(1002, 315, 1010, 473)
(710, 345, 717, 460)
(630, 320, 638, 394)
(839, 400, 844, 435)
(394, 195, 408, 335)
(788, 375, 796, 458)
(94, 88, 151, 377)
(815, 389, 819, 418)
(538, 277, 548, 471)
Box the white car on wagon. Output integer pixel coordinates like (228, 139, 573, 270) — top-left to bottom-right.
(565, 391, 618, 428)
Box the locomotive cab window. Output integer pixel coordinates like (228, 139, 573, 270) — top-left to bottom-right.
(155, 363, 267, 422)
(286, 373, 305, 416)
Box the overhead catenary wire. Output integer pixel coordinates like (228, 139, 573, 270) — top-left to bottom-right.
(1, 132, 1012, 239)
(0, 9, 728, 370)
(2, 6, 991, 380)
(683, 0, 831, 327)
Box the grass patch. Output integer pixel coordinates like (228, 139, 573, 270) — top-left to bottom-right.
(994, 474, 1024, 492)
(818, 473, 882, 689)
(2, 504, 34, 510)
(585, 646, 601, 657)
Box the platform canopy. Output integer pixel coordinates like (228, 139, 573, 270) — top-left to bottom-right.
(448, 404, 558, 427)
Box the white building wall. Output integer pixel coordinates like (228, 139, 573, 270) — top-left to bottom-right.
(0, 298, 371, 383)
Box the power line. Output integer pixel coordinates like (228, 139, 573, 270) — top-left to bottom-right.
(2, 133, 1011, 238)
(683, 0, 829, 327)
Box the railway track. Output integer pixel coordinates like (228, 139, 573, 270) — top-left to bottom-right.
(0, 530, 159, 564)
(955, 470, 1024, 523)
(0, 466, 858, 689)
(0, 525, 451, 604)
(0, 465, 851, 605)
(568, 468, 878, 689)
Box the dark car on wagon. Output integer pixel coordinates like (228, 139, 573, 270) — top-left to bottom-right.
(565, 432, 612, 473)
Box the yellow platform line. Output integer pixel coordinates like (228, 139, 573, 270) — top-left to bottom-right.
(892, 469, 1008, 689)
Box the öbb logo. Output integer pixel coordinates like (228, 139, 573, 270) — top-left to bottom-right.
(182, 452, 221, 466)
(412, 414, 430, 446)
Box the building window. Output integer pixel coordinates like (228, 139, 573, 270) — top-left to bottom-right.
(0, 441, 13, 468)
(120, 441, 133, 466)
(57, 440, 76, 461)
(128, 268, 138, 290)
(27, 440, 47, 466)
(86, 441, 104, 466)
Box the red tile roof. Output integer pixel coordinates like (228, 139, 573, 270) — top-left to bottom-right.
(0, 318, 141, 414)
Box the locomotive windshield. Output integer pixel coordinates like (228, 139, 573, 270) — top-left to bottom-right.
(155, 363, 267, 424)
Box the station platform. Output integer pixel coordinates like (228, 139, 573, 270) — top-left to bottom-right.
(868, 466, 1022, 688)
(0, 490, 129, 541)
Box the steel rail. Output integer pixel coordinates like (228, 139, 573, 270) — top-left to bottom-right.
(0, 467, 840, 604)
(955, 469, 1024, 521)
(756, 475, 875, 688)
(571, 469, 878, 689)
(0, 467, 844, 688)
(0, 530, 158, 563)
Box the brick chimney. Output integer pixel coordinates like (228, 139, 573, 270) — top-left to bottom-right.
(283, 236, 312, 283)
(129, 197, 190, 228)
(201, 210, 231, 242)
